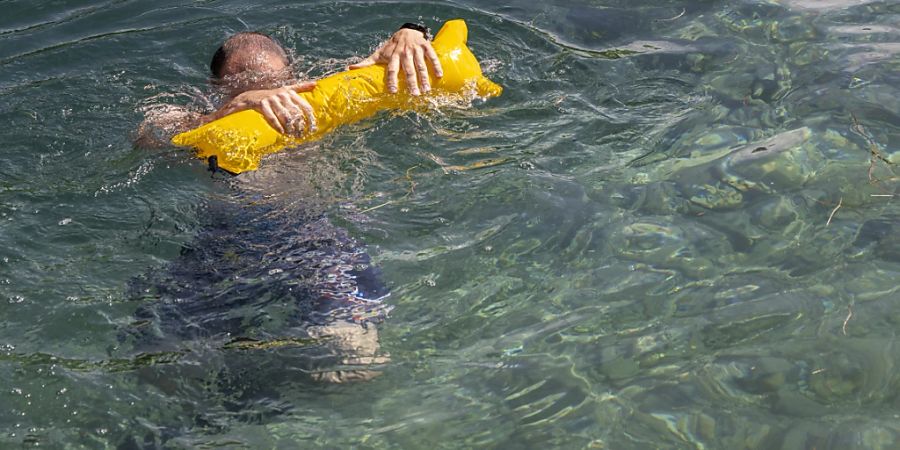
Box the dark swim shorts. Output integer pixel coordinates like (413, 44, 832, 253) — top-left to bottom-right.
(123, 198, 391, 349)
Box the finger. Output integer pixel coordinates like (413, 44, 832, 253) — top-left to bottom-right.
(279, 92, 305, 132)
(285, 107, 306, 137)
(401, 50, 419, 96)
(289, 116, 305, 137)
(300, 101, 316, 134)
(288, 81, 317, 92)
(289, 90, 317, 133)
(268, 97, 294, 135)
(414, 47, 430, 93)
(424, 44, 443, 78)
(386, 53, 401, 93)
(259, 100, 285, 134)
(348, 57, 376, 70)
(280, 91, 310, 135)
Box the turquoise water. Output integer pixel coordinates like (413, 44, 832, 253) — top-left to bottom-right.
(2, 0, 899, 447)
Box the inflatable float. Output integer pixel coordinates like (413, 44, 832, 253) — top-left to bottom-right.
(172, 19, 502, 174)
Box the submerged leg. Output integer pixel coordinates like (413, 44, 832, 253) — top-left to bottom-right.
(306, 321, 390, 383)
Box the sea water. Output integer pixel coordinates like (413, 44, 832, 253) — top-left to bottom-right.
(1, 0, 898, 447)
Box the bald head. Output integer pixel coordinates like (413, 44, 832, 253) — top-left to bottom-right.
(210, 32, 291, 81)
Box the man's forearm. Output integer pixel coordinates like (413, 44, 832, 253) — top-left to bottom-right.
(134, 106, 203, 149)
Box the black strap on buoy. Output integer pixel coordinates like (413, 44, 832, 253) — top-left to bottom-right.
(208, 155, 238, 177)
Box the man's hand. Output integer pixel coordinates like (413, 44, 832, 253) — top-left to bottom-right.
(349, 28, 444, 96)
(213, 81, 318, 136)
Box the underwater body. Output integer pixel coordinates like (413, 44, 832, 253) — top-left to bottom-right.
(122, 190, 390, 363)
(1, 0, 899, 448)
(116, 185, 391, 446)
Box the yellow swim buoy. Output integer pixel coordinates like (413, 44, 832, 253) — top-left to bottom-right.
(172, 19, 502, 174)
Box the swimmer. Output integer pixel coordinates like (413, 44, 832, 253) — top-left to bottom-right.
(130, 23, 439, 383)
(136, 23, 443, 147)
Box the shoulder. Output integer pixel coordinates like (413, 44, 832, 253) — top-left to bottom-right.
(134, 104, 201, 149)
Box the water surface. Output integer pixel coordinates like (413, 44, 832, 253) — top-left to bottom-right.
(1, 0, 899, 448)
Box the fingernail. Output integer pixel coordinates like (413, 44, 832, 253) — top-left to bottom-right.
(423, 83, 430, 92)
(412, 88, 420, 96)
(389, 86, 398, 93)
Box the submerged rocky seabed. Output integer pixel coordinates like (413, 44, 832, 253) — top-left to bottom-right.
(0, 0, 898, 448)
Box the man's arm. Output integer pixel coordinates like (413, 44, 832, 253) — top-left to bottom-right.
(134, 105, 202, 149)
(135, 82, 318, 148)
(206, 81, 317, 135)
(349, 25, 444, 96)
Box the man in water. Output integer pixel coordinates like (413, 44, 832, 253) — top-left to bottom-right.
(137, 23, 443, 145)
(130, 24, 443, 384)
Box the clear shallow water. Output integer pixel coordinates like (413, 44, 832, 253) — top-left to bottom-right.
(1, 0, 899, 447)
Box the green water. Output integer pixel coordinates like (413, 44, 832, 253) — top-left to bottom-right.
(2, 0, 899, 448)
